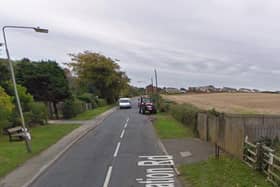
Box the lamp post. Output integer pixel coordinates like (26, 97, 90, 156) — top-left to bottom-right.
(2, 26, 48, 153)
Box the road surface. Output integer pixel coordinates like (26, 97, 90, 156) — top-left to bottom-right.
(31, 99, 181, 187)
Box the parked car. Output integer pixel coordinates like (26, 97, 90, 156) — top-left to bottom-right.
(119, 98, 132, 109)
(139, 96, 157, 114)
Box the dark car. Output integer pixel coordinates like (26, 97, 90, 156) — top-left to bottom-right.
(139, 96, 157, 114)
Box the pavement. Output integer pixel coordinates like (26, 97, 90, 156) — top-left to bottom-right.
(162, 138, 214, 166)
(1, 99, 183, 187)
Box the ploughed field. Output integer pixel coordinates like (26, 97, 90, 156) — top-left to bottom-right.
(163, 93, 280, 115)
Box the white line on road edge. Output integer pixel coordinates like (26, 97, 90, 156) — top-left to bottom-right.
(120, 129, 125, 139)
(113, 142, 121, 157)
(103, 166, 113, 187)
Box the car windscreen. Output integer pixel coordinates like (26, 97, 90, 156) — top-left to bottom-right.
(119, 99, 130, 103)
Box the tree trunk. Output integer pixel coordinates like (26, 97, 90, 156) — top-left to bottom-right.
(48, 102, 54, 119)
(53, 102, 59, 119)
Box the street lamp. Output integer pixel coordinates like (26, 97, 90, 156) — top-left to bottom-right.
(2, 26, 49, 153)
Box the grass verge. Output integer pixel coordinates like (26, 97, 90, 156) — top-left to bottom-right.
(72, 105, 113, 120)
(179, 156, 272, 187)
(154, 113, 193, 139)
(0, 123, 79, 178)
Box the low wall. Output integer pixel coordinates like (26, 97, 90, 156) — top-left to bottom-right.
(197, 113, 280, 158)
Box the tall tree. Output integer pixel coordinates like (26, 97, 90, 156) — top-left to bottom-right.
(69, 51, 130, 103)
(16, 60, 71, 119)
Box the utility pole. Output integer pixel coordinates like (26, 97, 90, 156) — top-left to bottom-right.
(154, 69, 159, 106)
(151, 77, 154, 95)
(154, 69, 158, 94)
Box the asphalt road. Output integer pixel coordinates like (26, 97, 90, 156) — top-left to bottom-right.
(31, 99, 181, 187)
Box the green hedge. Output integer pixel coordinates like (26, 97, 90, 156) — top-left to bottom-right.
(62, 99, 86, 119)
(158, 97, 201, 135)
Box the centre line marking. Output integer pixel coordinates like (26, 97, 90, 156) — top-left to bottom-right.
(113, 142, 121, 157)
(103, 166, 113, 187)
(120, 129, 125, 139)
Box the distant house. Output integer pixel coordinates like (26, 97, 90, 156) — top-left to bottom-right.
(146, 84, 157, 94)
(222, 87, 238, 93)
(188, 85, 219, 93)
(165, 87, 180, 94)
(239, 88, 253, 93)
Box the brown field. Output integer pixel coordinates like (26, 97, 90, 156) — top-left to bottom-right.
(162, 93, 280, 115)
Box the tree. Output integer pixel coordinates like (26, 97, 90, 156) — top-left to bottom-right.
(0, 58, 11, 89)
(16, 60, 71, 119)
(69, 51, 130, 103)
(0, 86, 14, 130)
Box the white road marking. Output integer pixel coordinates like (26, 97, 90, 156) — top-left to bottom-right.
(113, 142, 121, 157)
(103, 166, 113, 187)
(120, 129, 125, 139)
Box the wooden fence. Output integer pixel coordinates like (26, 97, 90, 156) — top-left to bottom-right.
(244, 136, 280, 186)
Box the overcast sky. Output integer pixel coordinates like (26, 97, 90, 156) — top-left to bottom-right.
(1, 0, 280, 90)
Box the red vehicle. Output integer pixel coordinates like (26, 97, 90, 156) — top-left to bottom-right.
(138, 96, 157, 114)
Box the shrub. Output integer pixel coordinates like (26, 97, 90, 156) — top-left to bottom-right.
(25, 102, 48, 126)
(62, 99, 86, 119)
(0, 86, 14, 131)
(97, 98, 107, 107)
(170, 104, 200, 129)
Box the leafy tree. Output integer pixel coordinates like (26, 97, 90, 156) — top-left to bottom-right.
(0, 86, 14, 130)
(69, 51, 130, 103)
(0, 58, 11, 89)
(16, 60, 71, 119)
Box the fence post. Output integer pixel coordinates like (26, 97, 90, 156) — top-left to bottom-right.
(215, 143, 220, 159)
(256, 142, 262, 170)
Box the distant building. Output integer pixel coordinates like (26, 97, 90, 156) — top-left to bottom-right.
(239, 88, 253, 93)
(188, 85, 219, 93)
(165, 87, 180, 94)
(222, 87, 238, 93)
(145, 84, 157, 94)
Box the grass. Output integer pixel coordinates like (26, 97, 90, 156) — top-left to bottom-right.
(72, 105, 113, 120)
(0, 123, 79, 178)
(154, 113, 193, 139)
(179, 156, 272, 187)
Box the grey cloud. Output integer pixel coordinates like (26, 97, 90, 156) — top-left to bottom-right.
(1, 0, 280, 90)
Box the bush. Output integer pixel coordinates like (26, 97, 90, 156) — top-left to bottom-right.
(62, 99, 86, 119)
(25, 102, 48, 126)
(170, 103, 200, 130)
(97, 98, 107, 107)
(0, 87, 14, 131)
(77, 93, 98, 108)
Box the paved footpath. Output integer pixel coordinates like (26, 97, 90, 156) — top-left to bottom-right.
(1, 100, 182, 187)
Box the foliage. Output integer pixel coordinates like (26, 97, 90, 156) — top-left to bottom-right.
(97, 98, 107, 107)
(62, 99, 85, 119)
(15, 59, 71, 119)
(16, 60, 71, 103)
(0, 86, 14, 130)
(25, 102, 48, 126)
(0, 123, 79, 177)
(77, 93, 98, 108)
(69, 51, 130, 104)
(0, 59, 10, 88)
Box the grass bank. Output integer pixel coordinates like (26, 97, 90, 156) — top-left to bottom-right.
(72, 105, 113, 120)
(154, 113, 193, 139)
(0, 124, 79, 178)
(180, 156, 272, 187)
